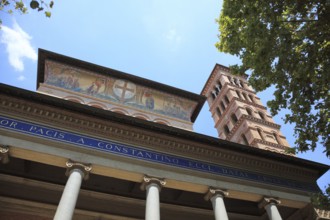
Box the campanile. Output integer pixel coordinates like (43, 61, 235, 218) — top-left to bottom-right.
(202, 64, 291, 155)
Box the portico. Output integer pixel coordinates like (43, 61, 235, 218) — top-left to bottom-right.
(0, 50, 328, 220)
(0, 120, 325, 219)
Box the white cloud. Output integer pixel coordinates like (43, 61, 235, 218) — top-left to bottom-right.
(17, 75, 26, 81)
(163, 28, 182, 51)
(165, 28, 182, 44)
(1, 21, 37, 72)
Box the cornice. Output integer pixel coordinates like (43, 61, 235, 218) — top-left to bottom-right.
(211, 94, 266, 117)
(315, 209, 330, 219)
(201, 64, 248, 96)
(201, 64, 221, 96)
(237, 114, 281, 130)
(214, 100, 271, 129)
(236, 97, 267, 110)
(0, 94, 320, 181)
(226, 82, 256, 94)
(251, 139, 291, 153)
(225, 117, 289, 155)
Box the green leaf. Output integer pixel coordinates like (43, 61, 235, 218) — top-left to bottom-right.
(45, 11, 51, 17)
(30, 0, 39, 9)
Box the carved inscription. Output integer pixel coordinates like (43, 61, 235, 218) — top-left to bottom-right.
(0, 115, 318, 192)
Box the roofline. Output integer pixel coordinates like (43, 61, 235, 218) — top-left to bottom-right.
(201, 63, 249, 96)
(1, 83, 329, 178)
(201, 63, 230, 96)
(36, 49, 206, 122)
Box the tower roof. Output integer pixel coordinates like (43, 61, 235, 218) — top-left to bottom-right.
(201, 63, 248, 96)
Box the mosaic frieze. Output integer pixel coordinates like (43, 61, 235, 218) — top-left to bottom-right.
(44, 60, 197, 121)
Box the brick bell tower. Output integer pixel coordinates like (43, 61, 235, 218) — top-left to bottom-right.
(201, 64, 292, 155)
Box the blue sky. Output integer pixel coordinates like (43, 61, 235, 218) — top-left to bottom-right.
(1, 0, 329, 191)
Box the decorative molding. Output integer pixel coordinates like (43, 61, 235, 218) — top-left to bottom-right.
(201, 65, 220, 96)
(0, 114, 319, 192)
(204, 187, 229, 201)
(140, 175, 166, 191)
(315, 209, 330, 219)
(214, 98, 269, 129)
(251, 139, 289, 151)
(0, 94, 318, 181)
(258, 197, 281, 209)
(202, 65, 249, 96)
(243, 115, 281, 129)
(226, 83, 256, 95)
(65, 159, 92, 180)
(209, 85, 260, 112)
(0, 145, 9, 164)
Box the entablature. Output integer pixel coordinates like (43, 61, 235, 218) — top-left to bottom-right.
(0, 92, 323, 187)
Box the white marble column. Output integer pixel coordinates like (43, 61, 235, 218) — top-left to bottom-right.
(259, 197, 282, 220)
(54, 160, 92, 220)
(0, 145, 9, 164)
(140, 175, 166, 220)
(204, 187, 229, 220)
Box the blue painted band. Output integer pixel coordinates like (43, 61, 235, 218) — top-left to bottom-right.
(0, 115, 318, 192)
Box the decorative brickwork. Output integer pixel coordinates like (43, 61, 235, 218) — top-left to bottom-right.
(202, 64, 292, 155)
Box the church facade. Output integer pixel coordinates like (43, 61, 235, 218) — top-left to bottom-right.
(0, 49, 329, 220)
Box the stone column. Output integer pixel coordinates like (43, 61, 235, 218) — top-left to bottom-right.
(140, 175, 166, 220)
(54, 160, 92, 220)
(0, 145, 9, 164)
(204, 187, 229, 220)
(259, 197, 282, 220)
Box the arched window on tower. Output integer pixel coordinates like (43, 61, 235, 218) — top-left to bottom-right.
(216, 81, 222, 93)
(231, 113, 238, 124)
(221, 101, 226, 111)
(241, 134, 249, 145)
(235, 78, 242, 87)
(257, 128, 265, 141)
(272, 132, 282, 145)
(211, 91, 217, 100)
(216, 107, 222, 117)
(232, 77, 237, 86)
(224, 124, 230, 136)
(224, 95, 230, 104)
(246, 108, 253, 116)
(258, 111, 265, 120)
(238, 79, 244, 87)
(231, 77, 236, 85)
(235, 90, 242, 99)
(227, 76, 232, 84)
(242, 93, 248, 101)
(248, 94, 254, 103)
(215, 86, 219, 96)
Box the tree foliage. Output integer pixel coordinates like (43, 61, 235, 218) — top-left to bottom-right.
(312, 184, 330, 210)
(0, 0, 54, 26)
(216, 0, 330, 156)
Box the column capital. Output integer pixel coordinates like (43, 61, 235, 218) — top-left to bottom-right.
(65, 159, 92, 180)
(258, 197, 281, 209)
(0, 145, 10, 164)
(204, 187, 229, 201)
(140, 175, 166, 191)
